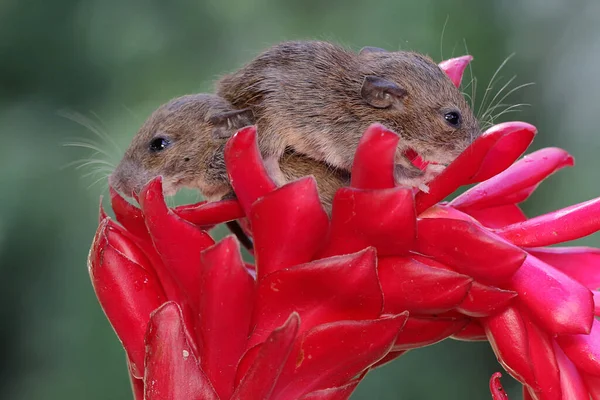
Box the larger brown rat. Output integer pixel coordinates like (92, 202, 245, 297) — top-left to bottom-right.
(216, 40, 480, 190)
(109, 93, 349, 213)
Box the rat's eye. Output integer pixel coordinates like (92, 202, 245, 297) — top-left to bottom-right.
(149, 137, 170, 152)
(444, 111, 461, 128)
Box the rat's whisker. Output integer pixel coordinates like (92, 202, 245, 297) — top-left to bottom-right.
(476, 53, 515, 119)
(482, 82, 535, 121)
(488, 103, 531, 123)
(440, 15, 450, 61)
(59, 110, 122, 154)
(480, 75, 517, 120)
(63, 141, 115, 161)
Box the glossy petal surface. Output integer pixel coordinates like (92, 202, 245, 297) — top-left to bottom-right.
(144, 302, 218, 400)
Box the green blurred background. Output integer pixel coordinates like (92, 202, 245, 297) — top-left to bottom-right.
(2, 0, 599, 398)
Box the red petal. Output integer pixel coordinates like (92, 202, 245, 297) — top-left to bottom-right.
(174, 199, 244, 227)
(110, 187, 150, 241)
(523, 318, 561, 400)
(451, 147, 573, 211)
(583, 374, 600, 400)
(439, 55, 473, 88)
(249, 248, 383, 348)
(416, 218, 526, 285)
(469, 122, 537, 183)
(415, 121, 536, 213)
(299, 378, 362, 400)
(144, 302, 218, 400)
(510, 255, 593, 335)
(553, 341, 589, 400)
(523, 387, 535, 400)
(320, 187, 416, 258)
(273, 313, 408, 399)
(88, 219, 166, 378)
(198, 236, 256, 399)
(224, 126, 277, 215)
(483, 306, 536, 388)
(497, 196, 600, 247)
(594, 291, 600, 316)
(451, 320, 487, 341)
(250, 177, 329, 279)
(350, 123, 398, 190)
(556, 319, 600, 376)
(490, 372, 509, 400)
(456, 281, 517, 318)
(378, 256, 472, 314)
(393, 316, 468, 350)
(138, 177, 215, 308)
(467, 204, 527, 229)
(231, 313, 299, 400)
(526, 246, 600, 290)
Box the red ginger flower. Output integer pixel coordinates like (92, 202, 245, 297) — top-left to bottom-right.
(88, 56, 600, 400)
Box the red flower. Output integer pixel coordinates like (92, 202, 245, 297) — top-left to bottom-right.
(88, 56, 600, 400)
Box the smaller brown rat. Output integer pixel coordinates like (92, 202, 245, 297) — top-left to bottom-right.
(109, 94, 349, 214)
(216, 40, 480, 191)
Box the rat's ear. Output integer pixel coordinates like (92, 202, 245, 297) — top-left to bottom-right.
(360, 76, 407, 109)
(209, 108, 255, 139)
(358, 46, 388, 56)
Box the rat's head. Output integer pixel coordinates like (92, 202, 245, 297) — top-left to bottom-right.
(109, 94, 254, 200)
(358, 47, 480, 165)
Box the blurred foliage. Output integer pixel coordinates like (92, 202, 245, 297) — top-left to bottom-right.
(1, 0, 599, 398)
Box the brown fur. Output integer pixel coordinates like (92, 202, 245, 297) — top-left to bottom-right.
(109, 94, 348, 213)
(216, 40, 480, 187)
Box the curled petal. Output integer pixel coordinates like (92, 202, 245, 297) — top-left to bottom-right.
(198, 236, 256, 399)
(415, 122, 536, 213)
(378, 256, 472, 314)
(526, 246, 600, 290)
(110, 187, 151, 241)
(497, 196, 600, 247)
(250, 177, 329, 279)
(490, 372, 509, 400)
(451, 320, 487, 341)
(393, 316, 468, 350)
(174, 199, 244, 228)
(138, 177, 215, 307)
(144, 302, 218, 400)
(451, 147, 574, 211)
(553, 342, 589, 400)
(224, 126, 277, 215)
(99, 196, 108, 222)
(232, 313, 299, 400)
(456, 282, 517, 318)
(250, 248, 383, 348)
(88, 219, 166, 378)
(274, 313, 408, 399)
(299, 377, 363, 400)
(416, 218, 526, 285)
(350, 123, 399, 190)
(556, 319, 600, 376)
(321, 187, 416, 258)
(510, 255, 593, 335)
(439, 55, 473, 88)
(370, 350, 406, 369)
(483, 306, 536, 388)
(466, 204, 527, 229)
